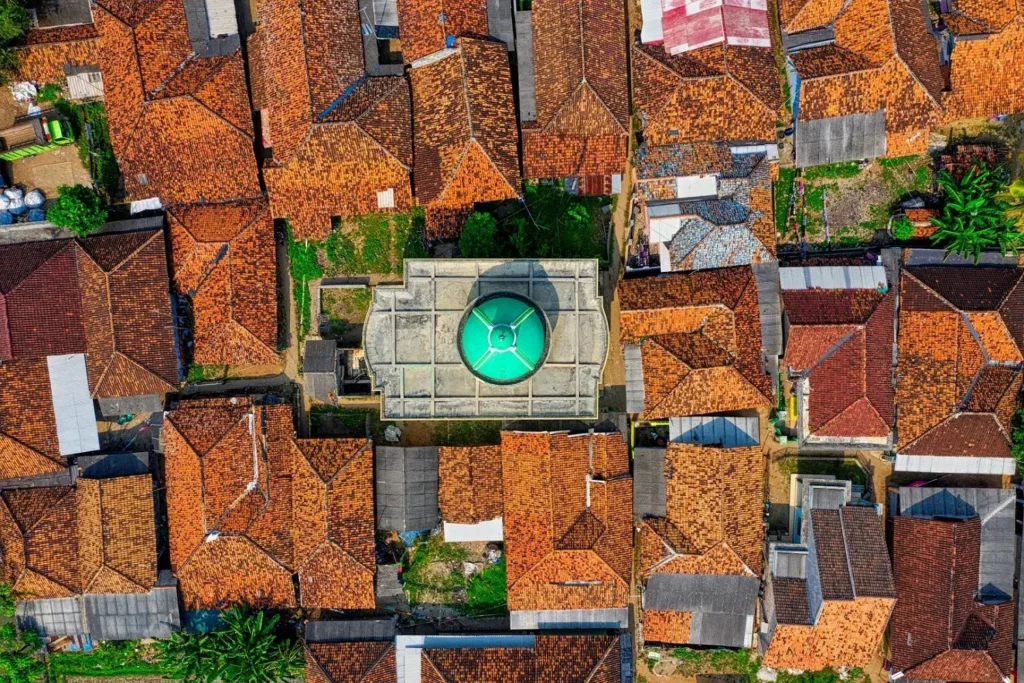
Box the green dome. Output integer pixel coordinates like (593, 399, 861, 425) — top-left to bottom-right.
(458, 292, 549, 385)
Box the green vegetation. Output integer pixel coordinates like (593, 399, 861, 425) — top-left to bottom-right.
(459, 212, 499, 257)
(395, 208, 429, 269)
(802, 161, 862, 181)
(431, 420, 501, 446)
(0, 0, 29, 85)
(48, 640, 167, 682)
(54, 100, 123, 203)
(187, 364, 229, 383)
(321, 287, 371, 341)
(309, 405, 392, 441)
(668, 647, 759, 679)
(403, 536, 508, 615)
(1, 624, 43, 683)
(286, 222, 323, 342)
(155, 605, 302, 683)
(1010, 403, 1024, 474)
(46, 184, 108, 236)
(326, 211, 423, 276)
(0, 583, 15, 617)
(35, 83, 64, 104)
(779, 668, 868, 683)
(892, 214, 915, 241)
(930, 165, 1021, 263)
(778, 457, 867, 486)
(998, 176, 1024, 229)
(775, 167, 795, 235)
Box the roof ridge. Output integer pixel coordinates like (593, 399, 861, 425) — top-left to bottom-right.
(721, 47, 779, 114)
(836, 505, 857, 598)
(190, 92, 254, 142)
(7, 240, 77, 297)
(583, 635, 619, 683)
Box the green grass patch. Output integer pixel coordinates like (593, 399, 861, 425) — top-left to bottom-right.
(775, 167, 796, 235)
(778, 457, 867, 486)
(779, 668, 868, 683)
(431, 421, 502, 446)
(309, 405, 393, 440)
(802, 161, 862, 181)
(327, 212, 415, 275)
(321, 287, 371, 343)
(53, 99, 123, 204)
(464, 559, 507, 615)
(48, 641, 169, 682)
(187, 364, 228, 383)
(878, 155, 920, 168)
(285, 221, 323, 343)
(403, 536, 508, 615)
(667, 647, 759, 678)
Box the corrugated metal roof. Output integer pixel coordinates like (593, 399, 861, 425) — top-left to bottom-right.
(796, 110, 886, 167)
(633, 447, 667, 519)
(753, 261, 783, 355)
(84, 587, 181, 640)
(17, 598, 83, 637)
(899, 486, 1015, 601)
(306, 619, 396, 643)
(514, 10, 536, 122)
(669, 416, 759, 447)
(779, 265, 887, 290)
(624, 344, 645, 414)
(304, 339, 338, 374)
(375, 446, 439, 532)
(773, 548, 808, 579)
(644, 574, 758, 648)
(47, 353, 100, 456)
(509, 608, 629, 630)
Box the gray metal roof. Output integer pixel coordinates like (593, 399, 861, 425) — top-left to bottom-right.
(305, 372, 340, 404)
(76, 452, 149, 479)
(509, 608, 629, 630)
(306, 619, 396, 643)
(364, 260, 608, 420)
(0, 468, 75, 489)
(782, 26, 835, 52)
(304, 339, 339, 374)
(808, 484, 847, 510)
(28, 0, 93, 28)
(514, 10, 537, 122)
(899, 486, 1015, 601)
(375, 446, 439, 532)
(47, 353, 100, 456)
(772, 547, 808, 579)
(633, 447, 666, 519)
(753, 261, 783, 356)
(84, 587, 181, 640)
(795, 110, 886, 168)
(17, 598, 83, 637)
(486, 0, 515, 49)
(97, 394, 163, 418)
(904, 249, 1020, 267)
(779, 265, 887, 290)
(644, 574, 758, 648)
(669, 416, 759, 447)
(624, 344, 645, 414)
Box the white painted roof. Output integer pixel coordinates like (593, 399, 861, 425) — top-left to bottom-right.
(47, 354, 99, 456)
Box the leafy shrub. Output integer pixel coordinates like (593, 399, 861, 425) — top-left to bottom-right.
(155, 605, 302, 683)
(0, 623, 43, 683)
(46, 184, 107, 236)
(459, 212, 498, 258)
(775, 167, 796, 235)
(803, 161, 862, 181)
(0, 0, 28, 85)
(35, 83, 64, 104)
(892, 215, 915, 241)
(930, 165, 1021, 263)
(0, 583, 14, 617)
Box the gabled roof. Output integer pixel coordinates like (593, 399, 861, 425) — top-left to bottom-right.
(167, 200, 279, 366)
(93, 0, 260, 205)
(422, 635, 625, 682)
(631, 42, 782, 145)
(396, 0, 490, 64)
(521, 0, 629, 180)
(0, 476, 158, 599)
(164, 398, 375, 609)
(438, 445, 503, 525)
(248, 0, 413, 239)
(896, 266, 1024, 457)
(305, 641, 396, 683)
(409, 38, 522, 239)
(891, 515, 1014, 683)
(0, 232, 178, 476)
(618, 268, 773, 419)
(785, 0, 944, 147)
(14, 23, 100, 84)
(639, 443, 764, 579)
(501, 431, 632, 613)
(783, 284, 895, 441)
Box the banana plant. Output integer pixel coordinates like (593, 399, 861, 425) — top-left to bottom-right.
(930, 165, 1022, 263)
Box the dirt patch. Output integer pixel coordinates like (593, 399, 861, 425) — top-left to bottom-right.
(320, 287, 370, 346)
(8, 143, 91, 196)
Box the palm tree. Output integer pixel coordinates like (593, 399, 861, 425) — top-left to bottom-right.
(930, 166, 1023, 263)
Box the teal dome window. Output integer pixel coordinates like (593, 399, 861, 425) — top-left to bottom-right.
(458, 292, 549, 385)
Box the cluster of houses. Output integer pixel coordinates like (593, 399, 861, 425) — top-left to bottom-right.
(0, 0, 1023, 681)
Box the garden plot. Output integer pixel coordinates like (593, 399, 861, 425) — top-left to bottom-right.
(320, 287, 370, 347)
(402, 536, 507, 616)
(778, 156, 933, 246)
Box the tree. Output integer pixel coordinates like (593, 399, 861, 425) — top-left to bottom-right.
(930, 166, 1022, 263)
(998, 178, 1024, 229)
(0, 623, 43, 683)
(155, 605, 302, 683)
(46, 184, 108, 237)
(891, 215, 915, 241)
(0, 0, 29, 43)
(459, 212, 497, 258)
(0, 583, 17, 617)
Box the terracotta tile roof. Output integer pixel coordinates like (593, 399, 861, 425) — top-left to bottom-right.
(941, 18, 1024, 122)
(422, 635, 622, 682)
(522, 0, 628, 180)
(789, 0, 944, 155)
(891, 516, 1014, 682)
(248, 0, 413, 240)
(167, 200, 279, 366)
(14, 26, 100, 84)
(396, 0, 490, 64)
(772, 577, 812, 624)
(640, 443, 764, 582)
(0, 233, 178, 476)
(0, 476, 158, 598)
(164, 398, 375, 609)
(437, 446, 502, 524)
(501, 431, 631, 612)
(631, 43, 781, 145)
(618, 268, 773, 419)
(764, 596, 896, 669)
(305, 642, 396, 683)
(410, 38, 522, 239)
(783, 288, 894, 440)
(896, 268, 1024, 455)
(92, 2, 260, 206)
